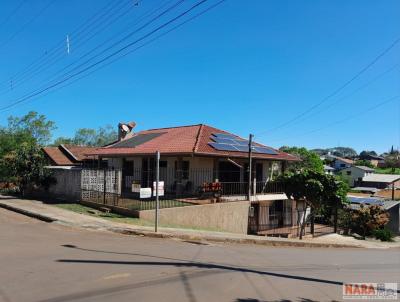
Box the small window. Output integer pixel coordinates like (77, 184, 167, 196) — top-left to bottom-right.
(340, 164, 346, 168)
(159, 161, 167, 168)
(175, 161, 190, 179)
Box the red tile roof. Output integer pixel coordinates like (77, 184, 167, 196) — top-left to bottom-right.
(88, 124, 298, 161)
(62, 145, 98, 161)
(43, 147, 75, 166)
(333, 156, 354, 165)
(43, 145, 98, 166)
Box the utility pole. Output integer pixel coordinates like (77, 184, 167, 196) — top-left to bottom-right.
(66, 35, 70, 54)
(248, 134, 254, 201)
(155, 151, 160, 232)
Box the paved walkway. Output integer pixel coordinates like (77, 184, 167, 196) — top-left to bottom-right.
(1, 195, 399, 249)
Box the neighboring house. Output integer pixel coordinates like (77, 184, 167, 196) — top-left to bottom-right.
(88, 123, 303, 235)
(42, 144, 99, 167)
(324, 165, 335, 175)
(360, 154, 385, 167)
(359, 174, 400, 190)
(329, 155, 354, 170)
(41, 145, 100, 201)
(339, 165, 375, 187)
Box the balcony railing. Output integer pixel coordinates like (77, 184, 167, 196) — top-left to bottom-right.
(220, 181, 285, 196)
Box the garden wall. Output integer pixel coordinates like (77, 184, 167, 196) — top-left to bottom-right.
(139, 200, 250, 234)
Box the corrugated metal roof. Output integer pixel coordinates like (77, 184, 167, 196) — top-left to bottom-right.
(348, 196, 384, 205)
(355, 165, 375, 172)
(362, 174, 400, 183)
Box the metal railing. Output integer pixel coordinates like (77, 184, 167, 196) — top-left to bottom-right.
(220, 181, 285, 196)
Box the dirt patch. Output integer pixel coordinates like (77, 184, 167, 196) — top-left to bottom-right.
(375, 189, 400, 200)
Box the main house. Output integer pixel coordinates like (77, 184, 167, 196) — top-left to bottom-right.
(87, 123, 302, 235)
(88, 123, 297, 195)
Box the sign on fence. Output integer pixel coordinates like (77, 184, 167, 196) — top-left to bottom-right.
(140, 188, 152, 199)
(131, 181, 141, 193)
(153, 181, 164, 197)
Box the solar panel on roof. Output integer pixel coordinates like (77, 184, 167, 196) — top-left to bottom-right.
(252, 146, 278, 155)
(233, 145, 249, 152)
(212, 133, 237, 140)
(110, 132, 165, 148)
(234, 140, 248, 146)
(209, 133, 279, 155)
(209, 142, 239, 151)
(211, 137, 237, 145)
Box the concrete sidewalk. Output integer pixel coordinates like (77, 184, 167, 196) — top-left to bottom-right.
(1, 195, 399, 249)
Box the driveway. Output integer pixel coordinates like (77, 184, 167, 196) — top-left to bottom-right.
(0, 208, 399, 302)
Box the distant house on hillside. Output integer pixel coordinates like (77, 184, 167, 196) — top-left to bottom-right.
(359, 154, 385, 167)
(323, 165, 335, 175)
(339, 165, 375, 187)
(326, 155, 354, 170)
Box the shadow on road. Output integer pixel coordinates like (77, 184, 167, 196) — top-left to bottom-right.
(57, 258, 345, 287)
(235, 299, 340, 302)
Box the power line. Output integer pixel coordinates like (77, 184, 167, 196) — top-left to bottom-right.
(22, 0, 227, 110)
(0, 0, 224, 112)
(0, 0, 27, 29)
(262, 95, 400, 145)
(0, 0, 137, 92)
(37, 0, 185, 91)
(263, 63, 400, 133)
(0, 0, 177, 99)
(256, 36, 400, 136)
(0, 0, 55, 50)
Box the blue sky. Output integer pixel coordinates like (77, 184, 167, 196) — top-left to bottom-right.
(0, 0, 399, 154)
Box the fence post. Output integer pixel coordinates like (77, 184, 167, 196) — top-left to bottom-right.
(334, 200, 338, 233)
(155, 151, 160, 232)
(247, 134, 253, 201)
(103, 168, 106, 205)
(310, 206, 314, 236)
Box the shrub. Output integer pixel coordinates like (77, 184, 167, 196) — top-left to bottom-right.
(372, 228, 394, 242)
(339, 205, 390, 239)
(338, 208, 353, 235)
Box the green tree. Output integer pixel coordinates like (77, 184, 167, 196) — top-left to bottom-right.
(354, 159, 375, 168)
(3, 143, 55, 196)
(279, 170, 348, 239)
(0, 112, 56, 181)
(339, 205, 389, 239)
(384, 154, 400, 172)
(331, 147, 358, 158)
(359, 150, 378, 159)
(52, 136, 75, 146)
(53, 124, 117, 146)
(7, 111, 56, 145)
(279, 146, 324, 173)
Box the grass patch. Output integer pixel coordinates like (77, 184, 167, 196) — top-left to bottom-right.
(375, 168, 400, 175)
(123, 200, 191, 211)
(53, 202, 224, 232)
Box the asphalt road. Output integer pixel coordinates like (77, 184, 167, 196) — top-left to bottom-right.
(0, 208, 399, 302)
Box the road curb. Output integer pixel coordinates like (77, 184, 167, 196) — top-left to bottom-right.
(108, 227, 361, 249)
(0, 203, 57, 223)
(0, 201, 363, 249)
